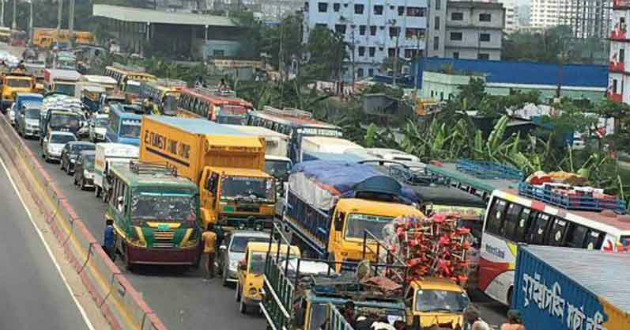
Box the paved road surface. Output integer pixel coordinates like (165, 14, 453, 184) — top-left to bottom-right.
(0, 158, 92, 330)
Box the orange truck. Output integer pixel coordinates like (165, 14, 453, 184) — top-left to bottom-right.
(139, 116, 276, 229)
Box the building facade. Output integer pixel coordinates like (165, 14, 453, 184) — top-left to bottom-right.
(442, 1, 504, 60)
(608, 0, 629, 104)
(530, 0, 610, 38)
(303, 0, 428, 80)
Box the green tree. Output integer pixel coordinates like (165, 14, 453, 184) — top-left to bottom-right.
(303, 26, 348, 81)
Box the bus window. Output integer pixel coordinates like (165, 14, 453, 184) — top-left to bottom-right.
(513, 208, 532, 242)
(583, 229, 603, 250)
(486, 199, 507, 235)
(527, 213, 551, 245)
(565, 223, 588, 248)
(547, 218, 568, 246)
(502, 203, 521, 240)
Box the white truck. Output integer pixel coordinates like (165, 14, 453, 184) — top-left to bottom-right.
(94, 143, 139, 202)
(299, 136, 364, 163)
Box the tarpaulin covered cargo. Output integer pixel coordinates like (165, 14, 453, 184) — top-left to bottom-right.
(290, 160, 416, 210)
(513, 245, 630, 330)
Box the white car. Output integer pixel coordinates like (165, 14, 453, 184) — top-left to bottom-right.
(218, 230, 270, 286)
(42, 131, 77, 162)
(8, 102, 16, 125)
(89, 114, 109, 142)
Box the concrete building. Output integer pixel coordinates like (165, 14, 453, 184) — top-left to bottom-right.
(93, 4, 248, 60)
(417, 58, 608, 102)
(442, 1, 505, 60)
(608, 0, 629, 104)
(303, 0, 429, 80)
(498, 0, 517, 33)
(530, 0, 610, 38)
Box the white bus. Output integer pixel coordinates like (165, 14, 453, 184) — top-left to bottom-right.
(478, 189, 630, 306)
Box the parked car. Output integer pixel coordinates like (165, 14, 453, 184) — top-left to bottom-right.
(73, 150, 96, 190)
(16, 106, 41, 138)
(88, 114, 109, 142)
(60, 141, 95, 174)
(42, 131, 76, 162)
(218, 230, 269, 286)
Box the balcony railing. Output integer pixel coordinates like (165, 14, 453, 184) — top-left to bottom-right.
(613, 0, 630, 8)
(610, 26, 627, 40)
(609, 60, 625, 73)
(607, 91, 623, 102)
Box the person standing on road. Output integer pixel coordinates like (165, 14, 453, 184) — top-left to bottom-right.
(202, 224, 217, 280)
(500, 310, 525, 330)
(103, 219, 116, 261)
(463, 306, 490, 330)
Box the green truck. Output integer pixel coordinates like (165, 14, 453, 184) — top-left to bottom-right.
(105, 161, 202, 270)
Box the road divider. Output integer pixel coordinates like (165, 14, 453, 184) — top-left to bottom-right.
(0, 115, 168, 330)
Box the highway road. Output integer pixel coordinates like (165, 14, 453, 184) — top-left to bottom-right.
(0, 157, 93, 330)
(21, 138, 263, 330)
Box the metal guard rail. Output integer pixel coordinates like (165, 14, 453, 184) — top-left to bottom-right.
(455, 159, 523, 180)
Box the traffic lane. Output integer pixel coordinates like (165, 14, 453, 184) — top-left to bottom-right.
(21, 137, 265, 330)
(0, 157, 91, 330)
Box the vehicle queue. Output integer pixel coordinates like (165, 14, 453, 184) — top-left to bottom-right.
(3, 52, 630, 330)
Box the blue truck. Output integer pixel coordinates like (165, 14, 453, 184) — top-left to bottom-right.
(513, 245, 630, 330)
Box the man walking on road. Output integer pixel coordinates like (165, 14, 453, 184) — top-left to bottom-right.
(103, 219, 116, 261)
(202, 224, 217, 280)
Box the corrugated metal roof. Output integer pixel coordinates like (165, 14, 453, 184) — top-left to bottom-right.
(523, 245, 630, 313)
(92, 4, 236, 27)
(417, 58, 608, 88)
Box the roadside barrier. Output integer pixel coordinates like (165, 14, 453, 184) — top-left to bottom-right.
(0, 116, 168, 330)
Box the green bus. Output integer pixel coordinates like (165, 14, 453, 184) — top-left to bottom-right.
(105, 161, 201, 269)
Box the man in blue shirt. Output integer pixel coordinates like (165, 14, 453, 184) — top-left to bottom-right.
(103, 219, 116, 261)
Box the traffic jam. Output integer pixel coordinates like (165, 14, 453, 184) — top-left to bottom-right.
(2, 53, 629, 330)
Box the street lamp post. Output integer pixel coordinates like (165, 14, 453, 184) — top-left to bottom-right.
(11, 0, 16, 30)
(1, 0, 5, 27)
(28, 0, 33, 46)
(57, 0, 63, 31)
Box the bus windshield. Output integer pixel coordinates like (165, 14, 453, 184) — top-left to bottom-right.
(125, 83, 141, 95)
(7, 79, 31, 88)
(415, 289, 469, 313)
(120, 120, 141, 138)
(344, 214, 393, 240)
(131, 193, 196, 223)
(54, 83, 76, 95)
(220, 176, 275, 203)
(50, 114, 79, 129)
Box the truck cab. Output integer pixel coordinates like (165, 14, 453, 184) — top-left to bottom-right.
(199, 167, 276, 229)
(405, 278, 470, 329)
(1, 73, 35, 109)
(39, 109, 81, 143)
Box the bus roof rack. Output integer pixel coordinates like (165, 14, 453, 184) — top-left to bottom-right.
(455, 159, 523, 180)
(261, 106, 313, 119)
(195, 87, 236, 98)
(112, 62, 146, 73)
(156, 78, 187, 88)
(518, 182, 627, 214)
(129, 161, 177, 177)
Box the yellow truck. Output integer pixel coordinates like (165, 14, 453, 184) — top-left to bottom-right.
(1, 72, 35, 109)
(139, 116, 276, 229)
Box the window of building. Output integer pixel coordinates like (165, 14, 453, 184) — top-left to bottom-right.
(354, 4, 364, 14)
(613, 79, 618, 93)
(433, 36, 439, 50)
(453, 51, 459, 59)
(480, 33, 491, 42)
(318, 2, 328, 12)
(374, 5, 383, 15)
(398, 6, 405, 15)
(406, 28, 425, 39)
(369, 47, 376, 57)
(436, 0, 441, 10)
(389, 26, 399, 38)
(388, 48, 396, 57)
(404, 49, 418, 58)
(478, 53, 489, 60)
(434, 16, 440, 30)
(333, 2, 340, 11)
(451, 12, 463, 20)
(358, 46, 365, 56)
(407, 7, 425, 17)
(357, 68, 364, 77)
(479, 13, 492, 21)
(450, 32, 462, 40)
(370, 25, 377, 36)
(315, 23, 327, 29)
(335, 24, 346, 34)
(304, 2, 309, 11)
(368, 68, 374, 76)
(359, 25, 366, 35)
(621, 49, 625, 62)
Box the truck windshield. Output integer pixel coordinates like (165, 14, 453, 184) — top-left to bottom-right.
(120, 122, 141, 138)
(416, 289, 469, 313)
(50, 114, 79, 129)
(249, 252, 266, 274)
(25, 108, 40, 119)
(220, 176, 275, 203)
(54, 83, 76, 95)
(131, 193, 196, 223)
(344, 214, 393, 240)
(264, 160, 292, 179)
(8, 79, 31, 88)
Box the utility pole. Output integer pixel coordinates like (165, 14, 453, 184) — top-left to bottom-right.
(413, 31, 422, 97)
(28, 0, 33, 46)
(1, 0, 5, 27)
(69, 0, 75, 34)
(351, 24, 356, 91)
(57, 0, 63, 31)
(11, 0, 16, 30)
(392, 25, 399, 87)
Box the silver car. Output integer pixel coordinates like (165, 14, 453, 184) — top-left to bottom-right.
(218, 230, 269, 286)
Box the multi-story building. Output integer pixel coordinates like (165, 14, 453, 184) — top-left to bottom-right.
(531, 0, 610, 38)
(303, 0, 428, 80)
(440, 1, 505, 60)
(608, 0, 629, 104)
(497, 0, 517, 33)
